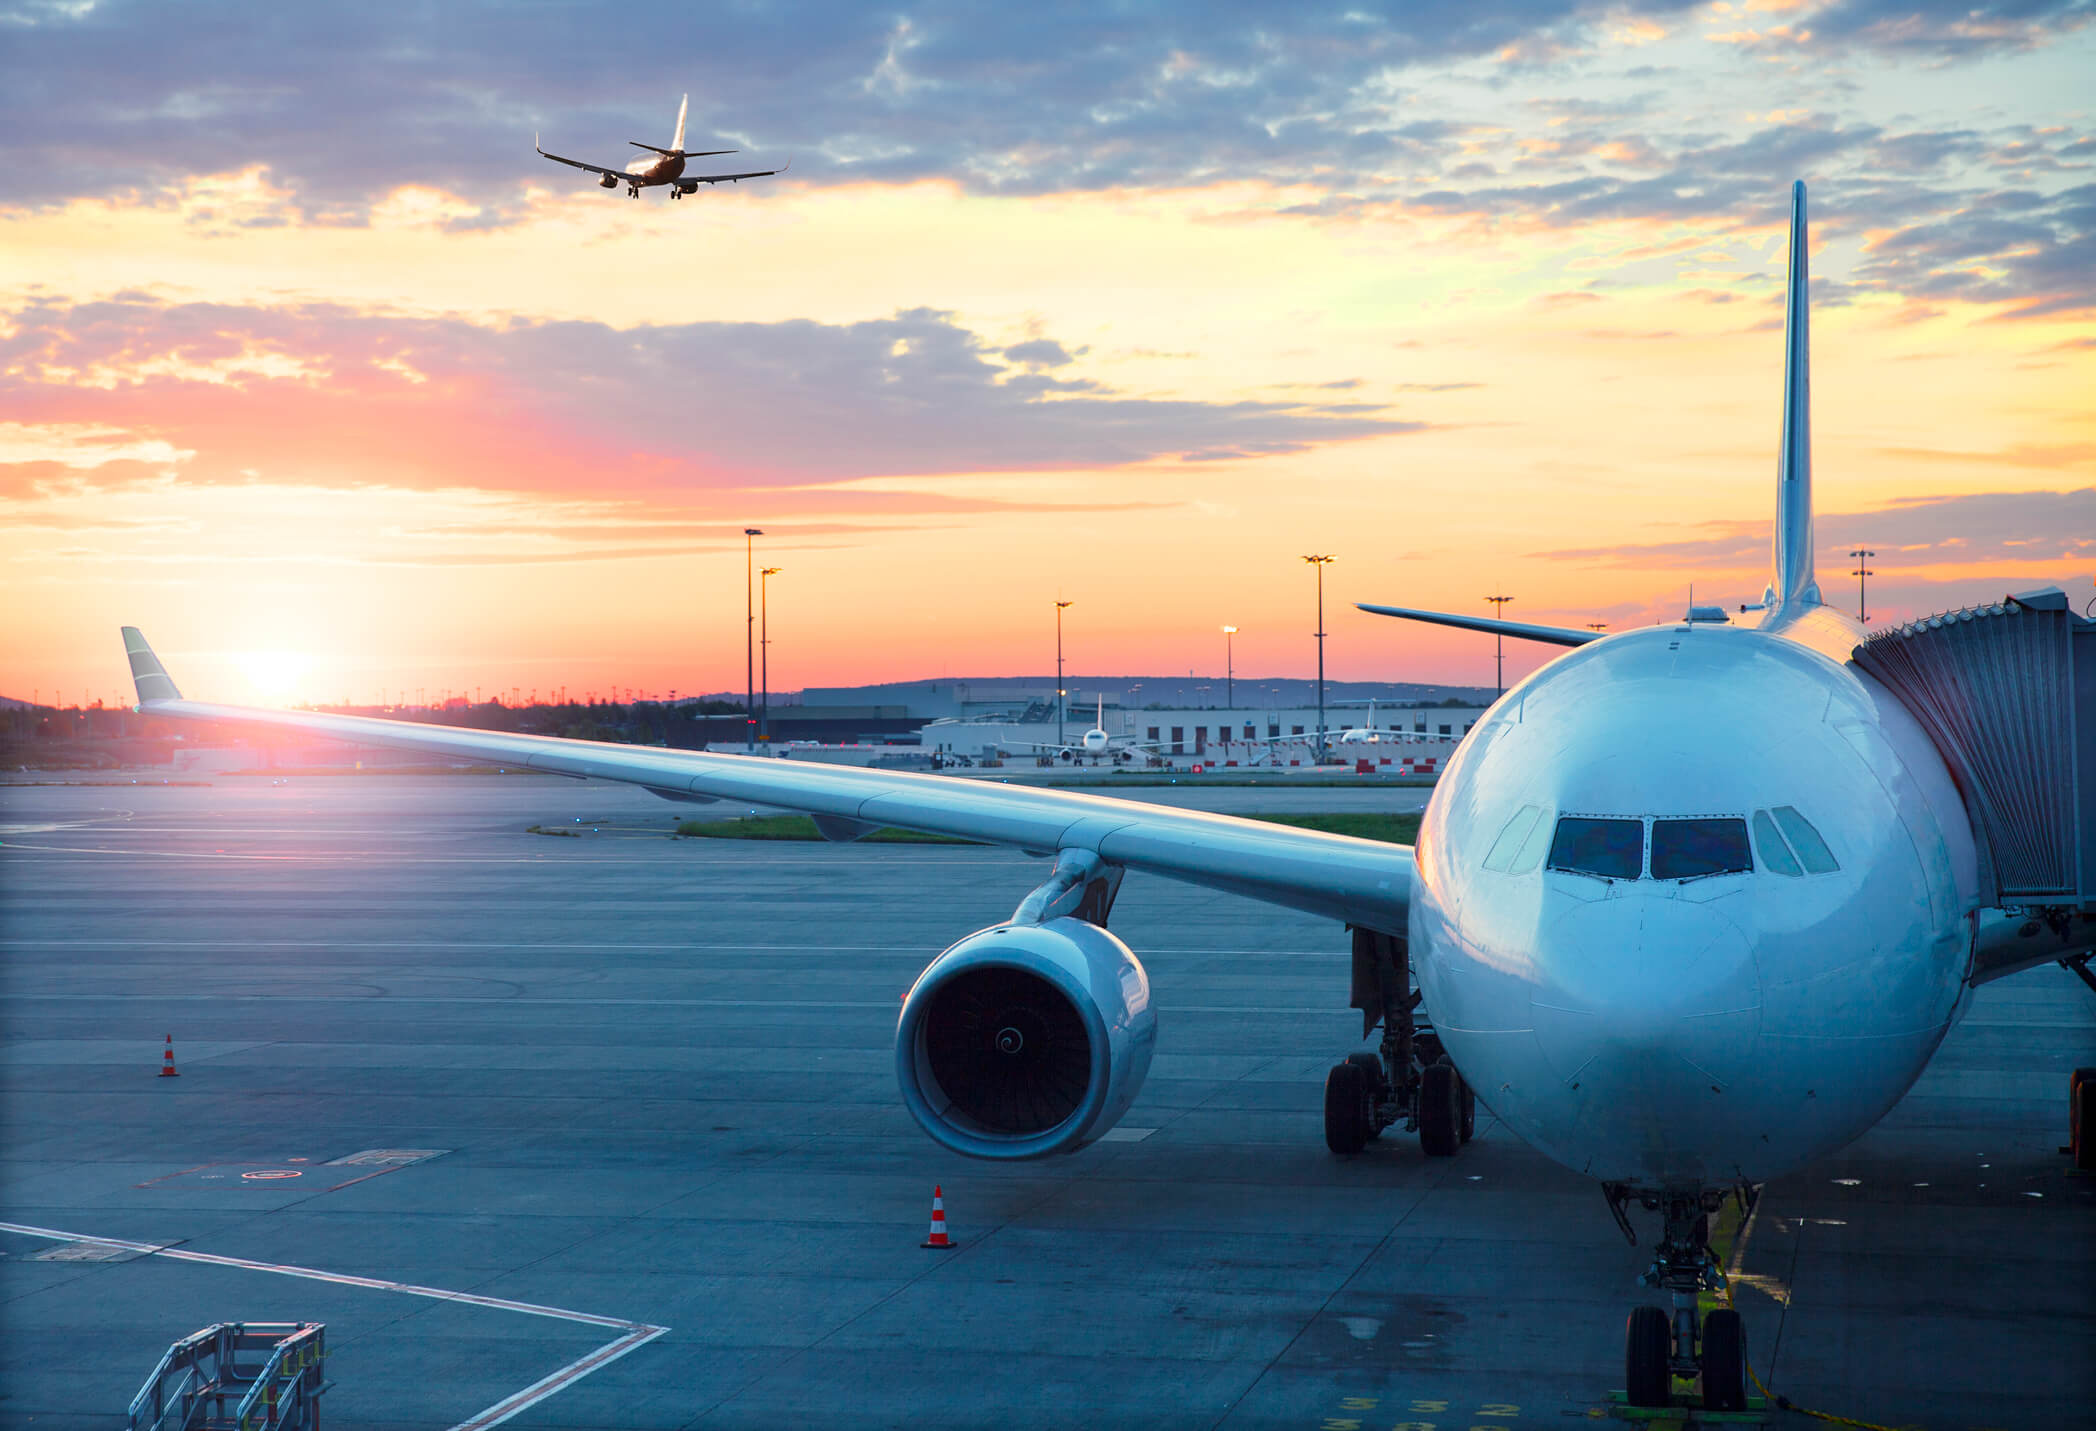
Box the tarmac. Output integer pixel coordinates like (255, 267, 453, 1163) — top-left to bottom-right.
(2, 773, 2091, 1430)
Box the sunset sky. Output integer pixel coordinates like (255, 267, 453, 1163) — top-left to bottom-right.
(4, 1, 2092, 708)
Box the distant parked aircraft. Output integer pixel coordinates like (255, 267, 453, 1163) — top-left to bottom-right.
(536, 94, 785, 199)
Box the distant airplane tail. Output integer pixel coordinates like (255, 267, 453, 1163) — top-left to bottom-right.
(1768, 180, 1821, 612)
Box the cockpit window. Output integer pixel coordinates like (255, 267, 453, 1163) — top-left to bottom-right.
(1482, 805, 1543, 872)
(1547, 817, 1644, 880)
(1752, 810, 1802, 877)
(1650, 818, 1752, 880)
(1771, 806, 1838, 874)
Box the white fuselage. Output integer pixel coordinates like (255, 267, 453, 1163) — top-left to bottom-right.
(1412, 607, 1978, 1189)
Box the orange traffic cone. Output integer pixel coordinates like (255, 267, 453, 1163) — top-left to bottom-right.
(158, 1034, 179, 1078)
(921, 1185, 953, 1249)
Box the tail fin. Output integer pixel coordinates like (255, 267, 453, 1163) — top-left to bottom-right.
(672, 93, 689, 154)
(121, 627, 182, 703)
(1768, 180, 1821, 611)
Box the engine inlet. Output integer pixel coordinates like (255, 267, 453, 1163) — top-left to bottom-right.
(923, 966, 1091, 1133)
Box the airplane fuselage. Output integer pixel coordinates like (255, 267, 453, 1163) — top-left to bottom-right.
(1413, 606, 1978, 1191)
(623, 152, 686, 184)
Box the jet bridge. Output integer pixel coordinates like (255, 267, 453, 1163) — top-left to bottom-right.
(1853, 587, 2096, 912)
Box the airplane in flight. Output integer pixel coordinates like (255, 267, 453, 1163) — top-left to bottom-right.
(116, 183, 2094, 1411)
(536, 93, 785, 199)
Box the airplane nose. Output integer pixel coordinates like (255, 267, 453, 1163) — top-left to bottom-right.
(1530, 898, 1763, 1158)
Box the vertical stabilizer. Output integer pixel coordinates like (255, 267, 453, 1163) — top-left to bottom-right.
(1769, 180, 1822, 611)
(672, 94, 689, 153)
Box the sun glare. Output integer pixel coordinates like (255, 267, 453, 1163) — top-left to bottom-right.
(234, 650, 312, 706)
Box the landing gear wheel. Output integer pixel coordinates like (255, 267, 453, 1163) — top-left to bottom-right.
(1625, 1305, 1672, 1408)
(1458, 1073, 1476, 1142)
(2072, 1066, 2096, 1172)
(1700, 1307, 1747, 1411)
(1343, 1052, 1386, 1140)
(1323, 1060, 1370, 1155)
(1419, 1060, 1460, 1157)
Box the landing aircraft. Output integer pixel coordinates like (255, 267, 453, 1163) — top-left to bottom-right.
(535, 93, 785, 199)
(117, 183, 2094, 1410)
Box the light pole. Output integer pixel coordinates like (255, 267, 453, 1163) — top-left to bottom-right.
(1302, 555, 1335, 762)
(1054, 600, 1074, 747)
(1849, 549, 1875, 623)
(760, 566, 780, 745)
(743, 528, 763, 752)
(1486, 592, 1514, 699)
(1222, 625, 1237, 709)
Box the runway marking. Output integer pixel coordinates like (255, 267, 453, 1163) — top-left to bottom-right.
(0, 1219, 668, 1431)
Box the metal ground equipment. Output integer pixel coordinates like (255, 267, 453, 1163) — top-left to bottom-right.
(128, 1322, 327, 1431)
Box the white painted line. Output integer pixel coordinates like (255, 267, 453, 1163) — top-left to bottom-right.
(449, 1324, 669, 1431)
(0, 1220, 668, 1428)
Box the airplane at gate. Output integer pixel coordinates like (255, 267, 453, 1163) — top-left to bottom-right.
(536, 93, 786, 199)
(115, 183, 2095, 1411)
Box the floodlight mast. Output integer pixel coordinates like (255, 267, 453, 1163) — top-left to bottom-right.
(1222, 625, 1238, 709)
(1486, 592, 1514, 698)
(1850, 549, 1876, 623)
(1055, 600, 1074, 748)
(744, 528, 763, 752)
(1302, 556, 1335, 762)
(760, 566, 781, 743)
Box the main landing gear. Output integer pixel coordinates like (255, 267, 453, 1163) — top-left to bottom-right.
(1605, 1183, 1751, 1411)
(1323, 928, 1475, 1158)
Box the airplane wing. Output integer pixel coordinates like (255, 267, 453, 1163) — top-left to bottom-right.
(673, 159, 788, 191)
(119, 628, 1412, 930)
(1356, 602, 1599, 647)
(535, 138, 625, 179)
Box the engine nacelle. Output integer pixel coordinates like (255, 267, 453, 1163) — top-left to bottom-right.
(896, 918, 1156, 1158)
(598, 173, 619, 188)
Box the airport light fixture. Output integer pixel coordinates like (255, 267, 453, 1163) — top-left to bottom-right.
(1587, 622, 1608, 633)
(1850, 549, 1876, 623)
(1302, 556, 1335, 761)
(1055, 600, 1075, 747)
(1222, 625, 1238, 709)
(1486, 592, 1514, 699)
(744, 528, 763, 752)
(760, 567, 781, 744)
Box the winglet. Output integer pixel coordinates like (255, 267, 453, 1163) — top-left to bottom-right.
(121, 627, 182, 704)
(1769, 179, 1821, 611)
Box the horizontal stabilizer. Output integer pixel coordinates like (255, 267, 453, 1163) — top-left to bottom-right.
(121, 626, 182, 703)
(628, 141, 736, 157)
(1355, 603, 1598, 648)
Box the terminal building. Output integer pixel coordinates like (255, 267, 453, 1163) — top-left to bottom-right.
(917, 701, 1490, 770)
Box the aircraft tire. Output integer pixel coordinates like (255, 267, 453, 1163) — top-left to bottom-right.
(1323, 1061, 1370, 1155)
(1343, 1053, 1386, 1140)
(1457, 1071, 1476, 1143)
(1624, 1305, 1672, 1408)
(1700, 1308, 1747, 1411)
(1419, 1061, 1460, 1157)
(2072, 1067, 2096, 1172)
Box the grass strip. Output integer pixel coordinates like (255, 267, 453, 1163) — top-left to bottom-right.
(674, 810, 1421, 846)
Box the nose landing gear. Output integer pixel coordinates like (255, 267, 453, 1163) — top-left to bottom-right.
(1609, 1184, 1752, 1412)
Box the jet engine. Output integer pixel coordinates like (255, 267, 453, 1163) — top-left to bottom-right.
(598, 174, 618, 188)
(896, 917, 1155, 1158)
